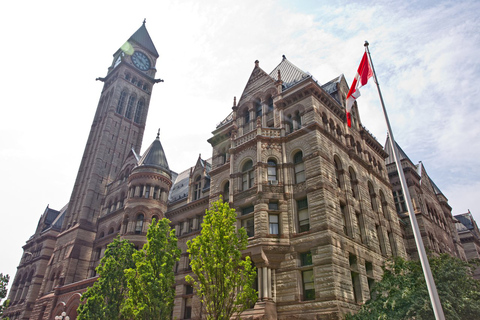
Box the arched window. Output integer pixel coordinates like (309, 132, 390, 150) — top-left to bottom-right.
(193, 176, 202, 200)
(123, 217, 129, 234)
(145, 185, 151, 198)
(379, 190, 388, 219)
(267, 158, 277, 182)
(294, 111, 301, 130)
(116, 91, 127, 114)
(287, 115, 293, 133)
(349, 167, 358, 199)
(108, 227, 114, 235)
(244, 109, 250, 125)
(220, 148, 228, 164)
(368, 182, 377, 211)
(242, 160, 254, 190)
(152, 215, 159, 223)
(334, 156, 343, 189)
(135, 214, 144, 234)
(267, 96, 274, 113)
(255, 99, 262, 118)
(134, 98, 144, 123)
(294, 151, 305, 183)
(125, 95, 136, 119)
(223, 181, 230, 201)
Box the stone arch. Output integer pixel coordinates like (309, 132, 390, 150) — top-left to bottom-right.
(51, 301, 66, 320)
(65, 293, 82, 319)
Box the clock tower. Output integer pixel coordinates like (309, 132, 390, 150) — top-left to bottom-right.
(56, 21, 161, 285)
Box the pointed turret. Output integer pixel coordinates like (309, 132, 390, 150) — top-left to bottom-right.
(128, 20, 159, 57)
(137, 131, 170, 175)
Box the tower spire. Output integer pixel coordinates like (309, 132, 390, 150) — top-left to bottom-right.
(157, 128, 160, 139)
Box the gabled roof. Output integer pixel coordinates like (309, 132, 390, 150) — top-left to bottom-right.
(40, 204, 67, 232)
(129, 21, 159, 57)
(138, 134, 170, 173)
(269, 56, 311, 90)
(384, 136, 414, 166)
(321, 74, 344, 104)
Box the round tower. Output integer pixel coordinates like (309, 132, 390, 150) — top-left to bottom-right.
(122, 132, 172, 247)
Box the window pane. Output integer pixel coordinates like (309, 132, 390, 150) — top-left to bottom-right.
(299, 209, 309, 221)
(301, 252, 312, 266)
(269, 214, 279, 234)
(242, 206, 254, 215)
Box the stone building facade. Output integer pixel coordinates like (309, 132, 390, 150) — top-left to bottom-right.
(455, 211, 480, 279)
(384, 140, 466, 261)
(5, 23, 467, 320)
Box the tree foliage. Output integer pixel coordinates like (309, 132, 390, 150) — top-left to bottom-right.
(186, 198, 257, 320)
(77, 238, 136, 320)
(0, 273, 10, 318)
(345, 254, 480, 320)
(122, 218, 180, 320)
(78, 218, 179, 320)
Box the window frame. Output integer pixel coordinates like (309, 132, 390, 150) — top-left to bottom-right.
(293, 151, 305, 183)
(242, 160, 254, 190)
(269, 214, 279, 235)
(297, 198, 309, 233)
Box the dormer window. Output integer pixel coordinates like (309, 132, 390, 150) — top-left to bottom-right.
(193, 176, 202, 200)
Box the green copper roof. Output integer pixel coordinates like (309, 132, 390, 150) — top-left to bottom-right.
(129, 21, 159, 57)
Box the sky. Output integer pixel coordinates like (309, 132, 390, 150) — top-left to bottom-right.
(1, 0, 479, 292)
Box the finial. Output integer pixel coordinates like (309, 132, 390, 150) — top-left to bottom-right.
(277, 69, 282, 81)
(255, 60, 259, 67)
(233, 96, 237, 107)
(143, 18, 146, 25)
(282, 55, 286, 60)
(157, 128, 160, 139)
(364, 41, 369, 47)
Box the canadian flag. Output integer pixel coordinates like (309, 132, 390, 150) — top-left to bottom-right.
(346, 52, 373, 127)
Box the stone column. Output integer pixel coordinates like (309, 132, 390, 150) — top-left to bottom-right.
(263, 267, 268, 300)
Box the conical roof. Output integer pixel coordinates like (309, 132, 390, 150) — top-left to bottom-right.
(138, 133, 170, 173)
(129, 21, 159, 57)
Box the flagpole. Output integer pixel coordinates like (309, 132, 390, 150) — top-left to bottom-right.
(363, 41, 445, 320)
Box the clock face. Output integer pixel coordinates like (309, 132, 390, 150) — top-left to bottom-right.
(131, 51, 151, 71)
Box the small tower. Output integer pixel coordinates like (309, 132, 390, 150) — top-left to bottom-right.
(123, 132, 172, 248)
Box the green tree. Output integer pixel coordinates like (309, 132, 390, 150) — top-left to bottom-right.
(0, 273, 10, 318)
(345, 254, 480, 320)
(77, 238, 136, 320)
(122, 218, 180, 320)
(186, 198, 257, 320)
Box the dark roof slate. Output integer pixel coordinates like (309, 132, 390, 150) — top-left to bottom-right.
(269, 56, 310, 90)
(129, 22, 159, 57)
(138, 135, 170, 173)
(384, 136, 414, 166)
